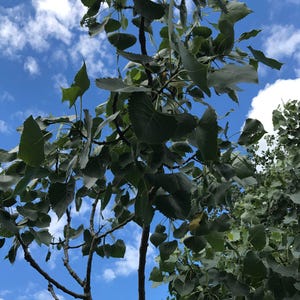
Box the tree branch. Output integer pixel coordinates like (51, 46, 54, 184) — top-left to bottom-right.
(138, 225, 150, 300)
(16, 234, 85, 299)
(63, 209, 85, 287)
(48, 283, 59, 300)
(139, 16, 153, 87)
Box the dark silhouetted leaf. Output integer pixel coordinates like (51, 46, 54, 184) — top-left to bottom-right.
(18, 116, 45, 167)
(108, 33, 136, 50)
(238, 118, 266, 146)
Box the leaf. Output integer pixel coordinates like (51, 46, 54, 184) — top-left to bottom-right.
(0, 175, 19, 191)
(108, 33, 136, 50)
(147, 173, 192, 219)
(135, 189, 154, 226)
(0, 238, 5, 248)
(238, 118, 266, 146)
(243, 251, 267, 279)
(206, 232, 224, 251)
(110, 239, 126, 258)
(96, 78, 150, 93)
(159, 240, 178, 260)
(248, 46, 283, 70)
(18, 116, 45, 167)
(150, 232, 167, 247)
(129, 92, 196, 144)
(177, 40, 210, 96)
(48, 177, 75, 219)
(0, 210, 18, 235)
(184, 236, 207, 252)
(0, 149, 17, 163)
(238, 29, 261, 42)
(174, 278, 195, 297)
(104, 18, 121, 33)
(289, 190, 300, 204)
(133, 0, 165, 20)
(31, 229, 52, 246)
(194, 107, 218, 162)
(222, 1, 252, 24)
(208, 64, 258, 92)
(117, 50, 153, 64)
(149, 267, 163, 282)
(61, 86, 81, 108)
(173, 221, 189, 239)
(249, 224, 266, 251)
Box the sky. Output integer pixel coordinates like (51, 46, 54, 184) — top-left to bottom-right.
(0, 0, 300, 299)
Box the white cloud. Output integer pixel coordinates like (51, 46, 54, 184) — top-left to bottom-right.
(0, 1, 112, 77)
(264, 25, 300, 59)
(24, 56, 40, 75)
(248, 78, 300, 135)
(52, 73, 68, 92)
(0, 90, 14, 102)
(0, 289, 11, 297)
(101, 226, 155, 282)
(0, 120, 10, 134)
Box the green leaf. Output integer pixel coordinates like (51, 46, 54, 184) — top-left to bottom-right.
(110, 239, 126, 258)
(74, 62, 90, 94)
(208, 64, 258, 92)
(238, 29, 261, 42)
(61, 86, 81, 108)
(0, 175, 19, 191)
(104, 18, 121, 33)
(31, 229, 52, 246)
(117, 50, 153, 64)
(150, 232, 167, 247)
(194, 107, 218, 162)
(159, 240, 178, 260)
(173, 222, 189, 239)
(108, 33, 137, 50)
(133, 0, 165, 20)
(0, 238, 5, 248)
(48, 177, 75, 219)
(178, 40, 210, 96)
(249, 224, 266, 251)
(0, 149, 17, 163)
(184, 236, 207, 252)
(206, 232, 224, 251)
(135, 188, 154, 226)
(248, 46, 283, 70)
(146, 173, 192, 219)
(243, 251, 267, 279)
(129, 93, 196, 144)
(61, 62, 90, 107)
(173, 278, 195, 297)
(0, 210, 18, 235)
(96, 78, 150, 93)
(238, 118, 266, 146)
(222, 1, 252, 24)
(18, 116, 45, 167)
(149, 267, 163, 282)
(289, 190, 300, 204)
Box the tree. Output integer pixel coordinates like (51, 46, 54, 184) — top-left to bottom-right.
(0, 1, 283, 299)
(156, 100, 300, 299)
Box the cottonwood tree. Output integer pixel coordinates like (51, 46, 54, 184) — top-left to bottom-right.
(0, 1, 284, 299)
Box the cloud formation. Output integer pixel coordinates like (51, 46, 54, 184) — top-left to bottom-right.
(0, 120, 10, 134)
(263, 24, 300, 76)
(0, 0, 113, 78)
(248, 78, 300, 134)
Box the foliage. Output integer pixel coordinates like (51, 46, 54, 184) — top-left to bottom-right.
(158, 100, 300, 299)
(0, 1, 286, 299)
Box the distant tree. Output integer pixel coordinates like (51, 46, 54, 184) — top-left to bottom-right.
(0, 1, 283, 299)
(157, 100, 300, 299)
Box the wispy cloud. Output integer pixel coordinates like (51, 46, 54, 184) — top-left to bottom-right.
(0, 120, 10, 134)
(0, 90, 14, 102)
(11, 108, 47, 121)
(24, 56, 40, 75)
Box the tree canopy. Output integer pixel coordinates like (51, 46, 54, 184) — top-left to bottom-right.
(1, 1, 296, 300)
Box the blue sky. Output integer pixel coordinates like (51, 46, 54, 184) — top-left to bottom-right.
(0, 0, 300, 299)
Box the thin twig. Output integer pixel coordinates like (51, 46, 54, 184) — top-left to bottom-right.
(63, 209, 85, 287)
(48, 283, 59, 300)
(16, 234, 85, 299)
